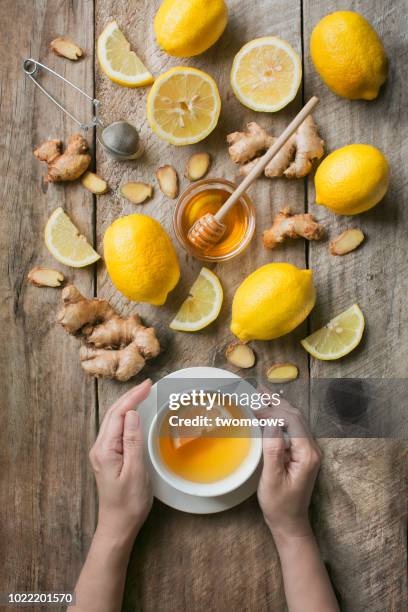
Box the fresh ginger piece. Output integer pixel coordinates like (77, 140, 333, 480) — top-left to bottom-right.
(58, 285, 160, 381)
(225, 342, 255, 368)
(156, 165, 179, 198)
(81, 171, 109, 194)
(330, 228, 365, 256)
(50, 37, 83, 60)
(229, 116, 324, 179)
(263, 208, 325, 249)
(266, 363, 299, 383)
(121, 182, 153, 204)
(34, 134, 91, 182)
(27, 267, 64, 287)
(284, 116, 324, 178)
(185, 153, 211, 181)
(227, 122, 274, 164)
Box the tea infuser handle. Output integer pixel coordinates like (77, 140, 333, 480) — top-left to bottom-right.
(23, 58, 102, 130)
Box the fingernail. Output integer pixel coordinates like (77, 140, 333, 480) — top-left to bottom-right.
(126, 410, 140, 427)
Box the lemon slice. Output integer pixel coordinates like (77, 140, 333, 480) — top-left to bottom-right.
(97, 21, 153, 87)
(230, 36, 302, 112)
(147, 67, 221, 145)
(301, 304, 365, 360)
(45, 207, 100, 267)
(170, 267, 223, 331)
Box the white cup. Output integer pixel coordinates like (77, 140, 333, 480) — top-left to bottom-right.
(148, 381, 262, 498)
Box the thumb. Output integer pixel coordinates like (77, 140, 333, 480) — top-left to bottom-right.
(262, 427, 285, 479)
(123, 410, 144, 468)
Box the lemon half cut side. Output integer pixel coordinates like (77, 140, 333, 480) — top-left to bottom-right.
(147, 67, 221, 145)
(230, 36, 302, 112)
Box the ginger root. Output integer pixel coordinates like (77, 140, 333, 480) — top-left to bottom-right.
(263, 208, 325, 249)
(58, 285, 160, 381)
(227, 116, 324, 179)
(34, 134, 91, 182)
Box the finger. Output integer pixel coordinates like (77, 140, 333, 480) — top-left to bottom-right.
(96, 379, 152, 450)
(257, 398, 320, 461)
(122, 410, 144, 471)
(262, 425, 286, 479)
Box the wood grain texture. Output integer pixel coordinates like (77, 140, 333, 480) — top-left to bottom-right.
(0, 1, 407, 612)
(94, 1, 304, 610)
(303, 0, 408, 379)
(94, 0, 308, 417)
(312, 439, 408, 612)
(0, 0, 96, 605)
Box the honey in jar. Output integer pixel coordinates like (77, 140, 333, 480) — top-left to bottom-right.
(173, 179, 256, 262)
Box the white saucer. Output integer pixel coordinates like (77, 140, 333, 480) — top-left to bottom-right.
(138, 367, 262, 514)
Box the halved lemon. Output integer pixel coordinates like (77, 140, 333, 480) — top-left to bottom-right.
(97, 21, 153, 87)
(45, 207, 100, 267)
(170, 267, 223, 331)
(230, 36, 302, 112)
(301, 304, 365, 360)
(147, 67, 221, 145)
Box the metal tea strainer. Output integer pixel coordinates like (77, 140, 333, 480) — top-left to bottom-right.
(23, 58, 143, 160)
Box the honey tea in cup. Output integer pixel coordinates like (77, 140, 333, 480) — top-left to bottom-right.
(148, 391, 262, 498)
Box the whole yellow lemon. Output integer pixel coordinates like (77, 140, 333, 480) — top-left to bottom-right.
(310, 11, 388, 100)
(104, 214, 180, 305)
(315, 144, 389, 215)
(154, 0, 228, 57)
(231, 263, 316, 342)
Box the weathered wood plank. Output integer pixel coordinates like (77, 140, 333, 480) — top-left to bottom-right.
(94, 0, 308, 414)
(303, 2, 408, 610)
(0, 0, 96, 602)
(304, 0, 408, 379)
(95, 1, 304, 610)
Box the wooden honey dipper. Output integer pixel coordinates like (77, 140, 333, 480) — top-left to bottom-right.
(187, 96, 320, 251)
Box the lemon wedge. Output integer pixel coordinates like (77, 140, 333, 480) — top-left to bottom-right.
(301, 304, 365, 360)
(170, 268, 223, 331)
(147, 67, 221, 145)
(230, 36, 302, 112)
(97, 21, 153, 87)
(45, 207, 100, 267)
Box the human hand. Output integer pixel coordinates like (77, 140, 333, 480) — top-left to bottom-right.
(257, 400, 322, 542)
(89, 380, 153, 546)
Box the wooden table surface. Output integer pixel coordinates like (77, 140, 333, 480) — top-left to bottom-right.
(1, 1, 407, 611)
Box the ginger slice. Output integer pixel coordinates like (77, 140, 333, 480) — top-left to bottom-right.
(263, 208, 325, 249)
(121, 182, 153, 204)
(81, 171, 109, 194)
(330, 228, 365, 256)
(34, 134, 91, 182)
(50, 37, 83, 60)
(185, 153, 211, 181)
(156, 165, 179, 198)
(58, 285, 160, 381)
(266, 363, 299, 383)
(28, 267, 64, 288)
(225, 342, 256, 368)
(228, 116, 324, 179)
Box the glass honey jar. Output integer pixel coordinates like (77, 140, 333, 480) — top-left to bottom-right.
(173, 179, 256, 262)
